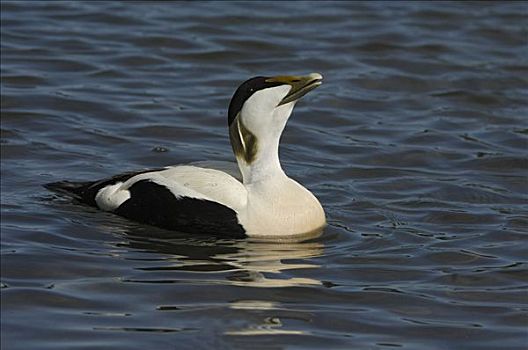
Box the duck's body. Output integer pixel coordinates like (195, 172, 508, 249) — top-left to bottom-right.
(47, 73, 326, 238)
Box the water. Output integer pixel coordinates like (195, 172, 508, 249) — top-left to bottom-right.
(1, 1, 527, 349)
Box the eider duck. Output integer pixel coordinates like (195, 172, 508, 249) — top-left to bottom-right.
(46, 73, 326, 238)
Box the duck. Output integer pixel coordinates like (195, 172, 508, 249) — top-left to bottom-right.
(46, 73, 326, 238)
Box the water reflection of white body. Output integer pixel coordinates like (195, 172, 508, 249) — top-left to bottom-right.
(118, 226, 325, 289)
(220, 237, 324, 336)
(107, 226, 326, 336)
(217, 238, 324, 288)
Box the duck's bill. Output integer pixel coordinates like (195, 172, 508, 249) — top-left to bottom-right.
(266, 73, 323, 106)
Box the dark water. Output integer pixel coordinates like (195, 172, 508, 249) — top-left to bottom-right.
(1, 1, 527, 349)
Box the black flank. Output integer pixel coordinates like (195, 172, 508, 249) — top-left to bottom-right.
(114, 180, 246, 238)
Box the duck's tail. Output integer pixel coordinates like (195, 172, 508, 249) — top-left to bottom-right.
(44, 180, 91, 200)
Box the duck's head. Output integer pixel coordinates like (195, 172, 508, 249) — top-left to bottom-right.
(227, 73, 322, 180)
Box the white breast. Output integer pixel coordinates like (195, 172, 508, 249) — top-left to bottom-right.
(238, 177, 326, 237)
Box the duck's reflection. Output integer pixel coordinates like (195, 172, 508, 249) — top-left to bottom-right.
(114, 226, 325, 288)
(109, 226, 326, 336)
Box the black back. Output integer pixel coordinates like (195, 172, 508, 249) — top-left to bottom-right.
(227, 76, 285, 126)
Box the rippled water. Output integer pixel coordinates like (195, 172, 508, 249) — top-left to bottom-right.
(1, 1, 527, 349)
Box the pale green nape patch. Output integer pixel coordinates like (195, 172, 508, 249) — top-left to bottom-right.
(229, 113, 258, 164)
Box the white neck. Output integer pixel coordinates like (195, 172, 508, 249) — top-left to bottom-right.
(233, 102, 295, 185)
(237, 132, 285, 185)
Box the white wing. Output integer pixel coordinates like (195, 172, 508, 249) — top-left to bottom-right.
(157, 165, 246, 210)
(95, 164, 246, 213)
